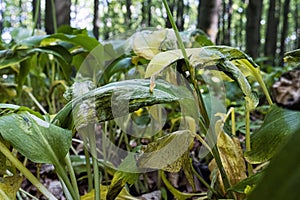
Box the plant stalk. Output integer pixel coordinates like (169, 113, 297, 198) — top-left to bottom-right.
(162, 0, 232, 197)
(0, 140, 57, 200)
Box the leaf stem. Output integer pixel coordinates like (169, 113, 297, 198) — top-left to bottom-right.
(0, 140, 57, 200)
(65, 153, 80, 199)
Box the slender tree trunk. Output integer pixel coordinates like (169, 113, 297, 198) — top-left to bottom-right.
(93, 0, 99, 39)
(296, 1, 300, 48)
(32, 0, 42, 29)
(0, 0, 3, 35)
(197, 0, 221, 43)
(142, 0, 148, 26)
(279, 0, 291, 66)
(45, 0, 71, 34)
(264, 0, 280, 65)
(125, 0, 132, 27)
(176, 0, 184, 31)
(165, 0, 175, 28)
(245, 0, 263, 59)
(225, 0, 232, 45)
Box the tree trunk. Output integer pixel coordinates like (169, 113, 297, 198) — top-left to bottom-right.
(141, 0, 152, 27)
(197, 0, 221, 43)
(264, 0, 281, 65)
(165, 0, 175, 28)
(125, 0, 132, 27)
(296, 1, 300, 49)
(45, 0, 71, 34)
(279, 0, 291, 66)
(32, 0, 42, 29)
(0, 0, 3, 35)
(176, 0, 184, 31)
(93, 0, 99, 39)
(245, 0, 263, 59)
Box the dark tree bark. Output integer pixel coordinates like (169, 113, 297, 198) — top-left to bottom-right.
(279, 0, 291, 66)
(45, 0, 71, 34)
(141, 0, 152, 27)
(264, 0, 280, 65)
(0, 0, 3, 35)
(225, 0, 232, 45)
(125, 0, 132, 27)
(93, 0, 99, 39)
(296, 1, 300, 48)
(245, 0, 263, 59)
(197, 0, 221, 43)
(176, 0, 184, 31)
(165, 0, 175, 28)
(32, 0, 42, 29)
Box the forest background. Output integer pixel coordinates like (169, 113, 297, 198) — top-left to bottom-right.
(0, 0, 299, 67)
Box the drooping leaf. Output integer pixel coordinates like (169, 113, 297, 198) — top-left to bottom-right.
(0, 112, 72, 164)
(248, 125, 300, 200)
(136, 130, 194, 172)
(131, 29, 178, 60)
(208, 113, 247, 197)
(245, 105, 300, 164)
(53, 79, 194, 129)
(145, 46, 259, 78)
(145, 47, 259, 110)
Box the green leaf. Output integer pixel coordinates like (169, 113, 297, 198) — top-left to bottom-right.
(0, 112, 72, 164)
(136, 130, 194, 172)
(16, 57, 32, 95)
(44, 33, 100, 51)
(245, 105, 300, 164)
(248, 125, 300, 200)
(53, 79, 193, 128)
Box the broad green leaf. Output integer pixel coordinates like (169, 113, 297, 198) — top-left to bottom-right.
(131, 29, 178, 60)
(0, 112, 72, 164)
(0, 174, 23, 200)
(18, 35, 48, 47)
(136, 130, 194, 172)
(284, 49, 300, 63)
(245, 105, 300, 164)
(53, 79, 194, 128)
(248, 125, 300, 200)
(44, 33, 100, 51)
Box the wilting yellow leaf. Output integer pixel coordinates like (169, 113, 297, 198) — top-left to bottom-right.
(0, 175, 23, 200)
(80, 185, 139, 200)
(132, 29, 177, 60)
(209, 113, 247, 199)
